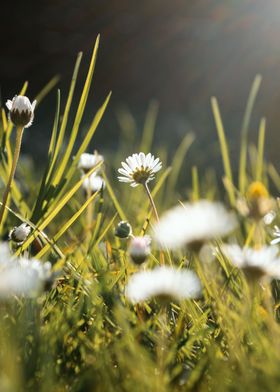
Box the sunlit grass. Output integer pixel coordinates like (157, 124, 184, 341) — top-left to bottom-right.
(1, 37, 280, 392)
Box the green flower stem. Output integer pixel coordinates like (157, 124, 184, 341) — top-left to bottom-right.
(0, 126, 24, 226)
(143, 181, 159, 222)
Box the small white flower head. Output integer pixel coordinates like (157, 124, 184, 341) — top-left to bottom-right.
(6, 95, 36, 128)
(115, 221, 132, 239)
(222, 244, 280, 281)
(0, 243, 52, 297)
(78, 152, 104, 173)
(271, 225, 280, 245)
(118, 152, 162, 187)
(82, 174, 105, 194)
(263, 211, 276, 225)
(9, 223, 31, 245)
(154, 200, 237, 251)
(126, 267, 201, 304)
(128, 235, 151, 265)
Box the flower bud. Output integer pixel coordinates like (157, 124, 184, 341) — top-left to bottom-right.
(115, 221, 132, 239)
(6, 95, 36, 128)
(128, 235, 151, 265)
(9, 223, 31, 245)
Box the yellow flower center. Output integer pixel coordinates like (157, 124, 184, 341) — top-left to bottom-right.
(246, 181, 269, 201)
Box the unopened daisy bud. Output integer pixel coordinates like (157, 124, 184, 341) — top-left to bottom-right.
(245, 181, 276, 220)
(78, 152, 104, 173)
(115, 221, 132, 239)
(82, 174, 105, 193)
(6, 95, 36, 128)
(9, 223, 31, 245)
(128, 235, 151, 265)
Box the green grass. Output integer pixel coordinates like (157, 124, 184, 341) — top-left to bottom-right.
(1, 39, 280, 392)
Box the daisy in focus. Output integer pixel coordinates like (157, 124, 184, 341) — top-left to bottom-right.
(118, 152, 162, 221)
(6, 95, 37, 128)
(154, 200, 237, 251)
(125, 267, 201, 304)
(118, 152, 162, 187)
(221, 244, 280, 281)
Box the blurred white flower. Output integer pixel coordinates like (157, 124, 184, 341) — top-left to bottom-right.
(78, 152, 103, 173)
(263, 211, 276, 225)
(9, 223, 31, 245)
(222, 244, 280, 280)
(271, 226, 280, 245)
(154, 200, 237, 251)
(128, 235, 151, 265)
(125, 267, 201, 303)
(118, 152, 162, 187)
(0, 243, 52, 297)
(6, 95, 36, 128)
(82, 174, 105, 193)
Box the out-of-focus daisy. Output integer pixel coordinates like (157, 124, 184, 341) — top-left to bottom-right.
(6, 95, 36, 128)
(154, 200, 237, 251)
(118, 152, 162, 187)
(82, 174, 105, 194)
(0, 243, 52, 297)
(221, 244, 280, 281)
(125, 267, 201, 303)
(9, 223, 31, 245)
(115, 221, 132, 239)
(271, 226, 280, 245)
(78, 152, 104, 173)
(128, 235, 151, 265)
(263, 211, 276, 225)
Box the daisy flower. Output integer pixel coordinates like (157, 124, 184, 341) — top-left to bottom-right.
(0, 243, 52, 297)
(82, 174, 105, 193)
(271, 225, 280, 245)
(6, 95, 36, 128)
(154, 200, 237, 251)
(78, 152, 104, 173)
(221, 244, 280, 281)
(118, 152, 162, 187)
(125, 267, 201, 303)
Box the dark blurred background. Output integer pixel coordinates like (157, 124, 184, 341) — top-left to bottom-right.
(1, 0, 280, 172)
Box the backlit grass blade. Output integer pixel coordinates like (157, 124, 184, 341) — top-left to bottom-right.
(15, 163, 102, 254)
(256, 118, 266, 181)
(50, 52, 83, 180)
(93, 213, 118, 249)
(102, 172, 127, 221)
(53, 36, 100, 185)
(36, 191, 99, 259)
(140, 100, 159, 153)
(167, 132, 195, 194)
(211, 97, 235, 206)
(191, 166, 200, 201)
(34, 76, 60, 105)
(239, 74, 262, 193)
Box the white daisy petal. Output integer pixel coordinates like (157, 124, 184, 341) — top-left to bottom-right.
(154, 200, 237, 250)
(117, 152, 162, 186)
(125, 267, 201, 304)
